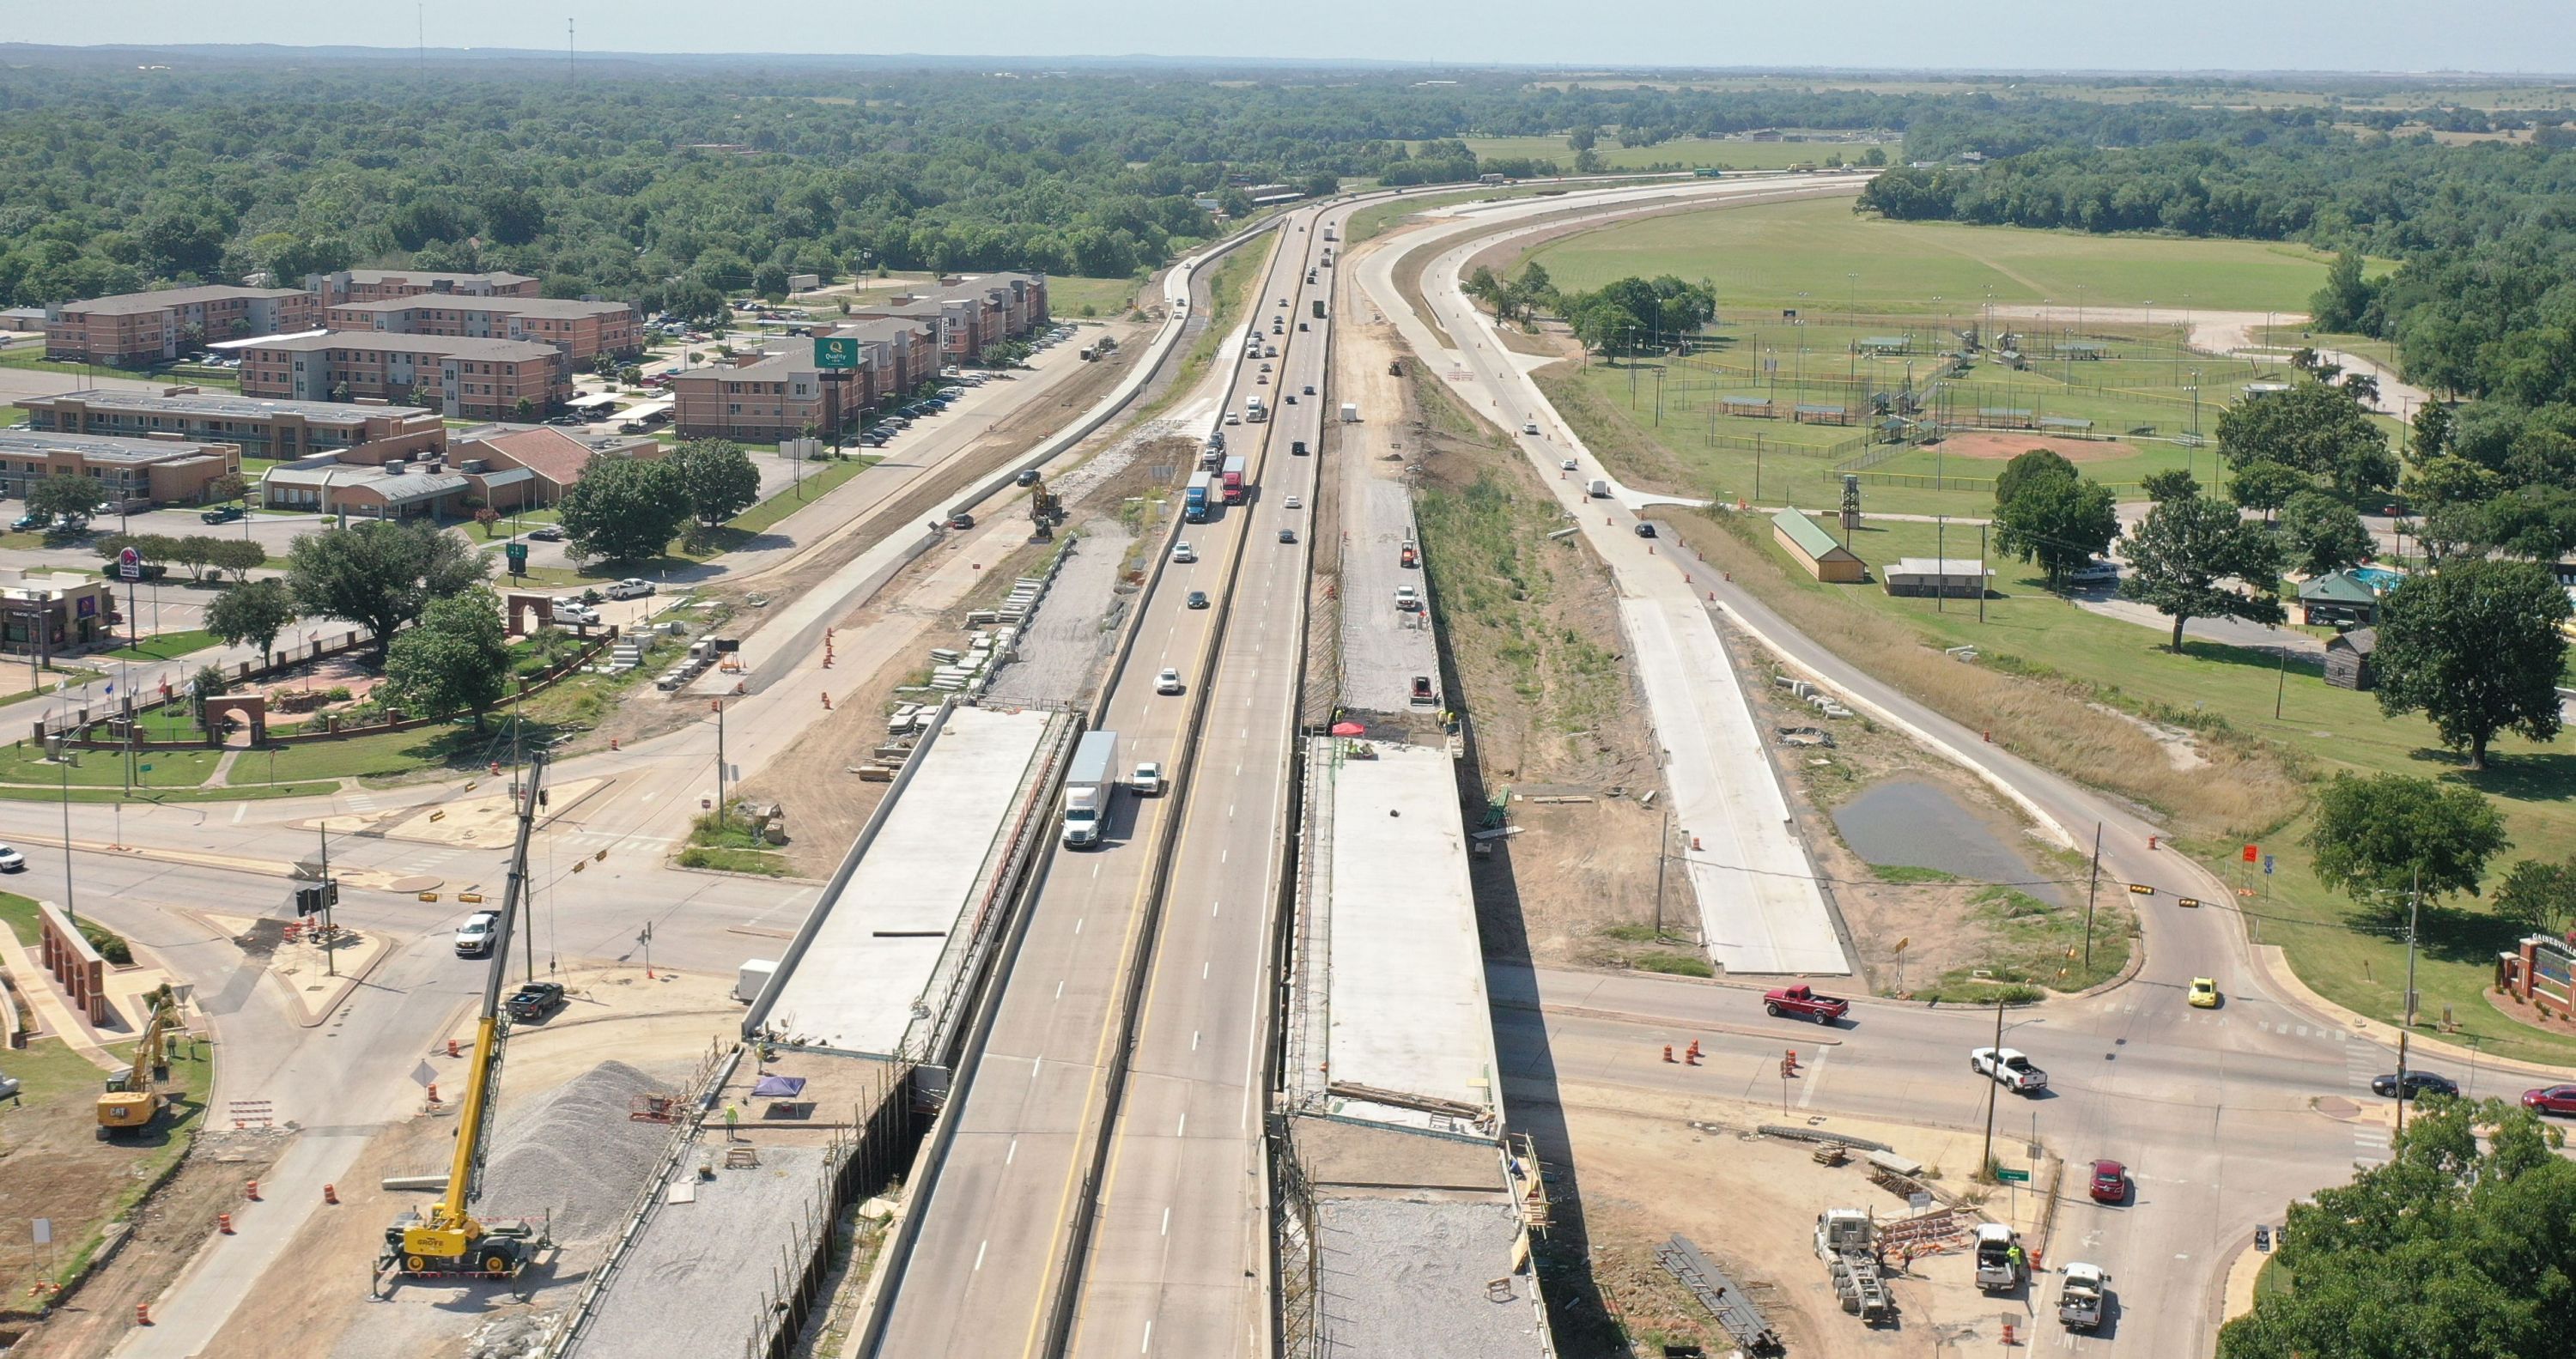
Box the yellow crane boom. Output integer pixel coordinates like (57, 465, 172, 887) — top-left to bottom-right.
(95, 988, 176, 1134)
(381, 751, 549, 1280)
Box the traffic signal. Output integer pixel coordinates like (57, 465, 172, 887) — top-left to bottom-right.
(324, 880, 340, 907)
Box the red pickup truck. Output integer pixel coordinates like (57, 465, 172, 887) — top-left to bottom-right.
(1765, 985, 1850, 1025)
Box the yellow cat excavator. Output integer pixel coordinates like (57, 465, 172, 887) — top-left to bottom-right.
(95, 988, 178, 1136)
(379, 752, 550, 1284)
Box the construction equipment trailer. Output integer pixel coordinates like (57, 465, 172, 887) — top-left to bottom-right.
(378, 753, 553, 1287)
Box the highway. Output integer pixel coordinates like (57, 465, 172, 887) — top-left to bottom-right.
(1063, 200, 1346, 1359)
(1370, 175, 2542, 1353)
(869, 203, 1331, 1358)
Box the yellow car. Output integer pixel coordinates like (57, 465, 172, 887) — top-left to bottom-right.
(2188, 977, 2220, 1009)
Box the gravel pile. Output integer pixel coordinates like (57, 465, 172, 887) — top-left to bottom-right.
(465, 1311, 563, 1359)
(476, 1061, 681, 1245)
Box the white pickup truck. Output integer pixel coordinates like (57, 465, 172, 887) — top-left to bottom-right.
(1971, 1047, 2048, 1094)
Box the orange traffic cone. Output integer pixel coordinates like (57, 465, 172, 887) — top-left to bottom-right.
(323, 1184, 339, 1205)
(217, 1213, 234, 1235)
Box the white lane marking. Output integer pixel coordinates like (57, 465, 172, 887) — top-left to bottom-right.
(1074, 917, 1084, 935)
(975, 1240, 988, 1271)
(1176, 1113, 1188, 1137)
(1202, 961, 1211, 979)
(1212, 899, 1221, 916)
(1141, 1320, 1154, 1355)
(231, 804, 247, 824)
(1193, 1030, 1201, 1051)
(1797, 1045, 1830, 1109)
(1160, 1206, 1171, 1236)
(1005, 1138, 1018, 1165)
(1054, 980, 1064, 999)
(1031, 1059, 1043, 1083)
(1219, 849, 1228, 864)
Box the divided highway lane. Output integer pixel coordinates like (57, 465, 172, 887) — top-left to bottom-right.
(1066, 201, 1346, 1359)
(871, 209, 1320, 1359)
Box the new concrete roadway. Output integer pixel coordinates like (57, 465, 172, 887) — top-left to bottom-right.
(1382, 175, 2576, 1355)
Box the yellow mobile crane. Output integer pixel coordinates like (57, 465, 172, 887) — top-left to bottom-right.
(95, 988, 178, 1136)
(380, 752, 550, 1283)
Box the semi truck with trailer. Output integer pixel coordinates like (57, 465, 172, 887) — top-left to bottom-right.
(1184, 472, 1216, 522)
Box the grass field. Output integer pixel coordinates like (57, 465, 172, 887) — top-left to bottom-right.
(94, 628, 220, 664)
(1045, 275, 1147, 319)
(1665, 507, 2576, 1065)
(1449, 134, 1897, 172)
(1528, 195, 2354, 316)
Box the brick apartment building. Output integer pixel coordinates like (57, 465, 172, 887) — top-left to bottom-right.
(240, 333, 570, 422)
(21, 389, 447, 465)
(304, 269, 541, 305)
(0, 428, 242, 507)
(45, 285, 321, 366)
(323, 295, 642, 366)
(667, 352, 851, 441)
(668, 314, 945, 440)
(845, 272, 1049, 365)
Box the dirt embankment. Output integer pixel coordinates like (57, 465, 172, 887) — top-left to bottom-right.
(1364, 331, 1670, 970)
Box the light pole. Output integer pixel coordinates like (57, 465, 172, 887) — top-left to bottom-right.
(1979, 998, 2006, 1178)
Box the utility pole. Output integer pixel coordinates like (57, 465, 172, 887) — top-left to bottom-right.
(2396, 869, 2421, 1137)
(58, 746, 76, 929)
(1980, 998, 2004, 1179)
(1936, 516, 1947, 613)
(2275, 650, 2288, 720)
(1651, 804, 1670, 938)
(319, 821, 335, 978)
(2081, 822, 2103, 972)
(714, 698, 728, 828)
(1977, 523, 1987, 625)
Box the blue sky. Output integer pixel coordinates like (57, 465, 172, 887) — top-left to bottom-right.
(14, 2, 2576, 73)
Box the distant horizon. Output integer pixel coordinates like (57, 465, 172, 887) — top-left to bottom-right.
(4, 42, 2574, 81)
(3, 2, 2573, 76)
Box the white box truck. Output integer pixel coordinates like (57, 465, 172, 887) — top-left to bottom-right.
(1340, 402, 1359, 422)
(1061, 730, 1119, 848)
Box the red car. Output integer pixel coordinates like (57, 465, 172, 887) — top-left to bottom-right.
(2088, 1159, 2129, 1204)
(2522, 1084, 2576, 1116)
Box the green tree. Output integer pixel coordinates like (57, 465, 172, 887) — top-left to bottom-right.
(2227, 460, 2313, 520)
(558, 454, 690, 564)
(206, 538, 266, 581)
(188, 662, 228, 733)
(2279, 490, 2375, 577)
(2372, 559, 2571, 769)
(1992, 447, 2077, 507)
(2140, 469, 2201, 502)
(2306, 250, 2379, 332)
(27, 473, 106, 529)
(2115, 495, 2287, 651)
(284, 519, 490, 665)
(204, 577, 295, 660)
(671, 440, 762, 532)
(2215, 381, 2398, 497)
(204, 471, 248, 507)
(2494, 858, 2576, 936)
(2305, 773, 2509, 903)
(2216, 1098, 2573, 1359)
(1995, 470, 2118, 585)
(2409, 399, 2455, 464)
(2398, 453, 2496, 512)
(383, 586, 512, 731)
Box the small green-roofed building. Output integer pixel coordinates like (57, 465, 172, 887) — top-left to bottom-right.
(1772, 508, 1866, 582)
(2299, 568, 2384, 628)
